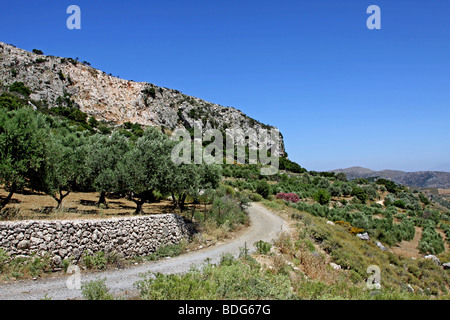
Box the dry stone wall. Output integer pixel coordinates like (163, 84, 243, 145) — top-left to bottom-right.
(0, 214, 194, 265)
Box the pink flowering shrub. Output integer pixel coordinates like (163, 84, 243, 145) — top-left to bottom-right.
(275, 193, 300, 203)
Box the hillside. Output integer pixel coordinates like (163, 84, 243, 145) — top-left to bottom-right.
(0, 42, 284, 153)
(1, 41, 449, 301)
(331, 166, 450, 189)
(2, 162, 449, 299)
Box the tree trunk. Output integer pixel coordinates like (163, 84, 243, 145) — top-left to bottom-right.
(133, 190, 153, 215)
(55, 198, 63, 210)
(53, 190, 70, 210)
(171, 192, 177, 205)
(0, 185, 15, 211)
(134, 199, 145, 215)
(190, 205, 195, 220)
(97, 191, 108, 208)
(177, 193, 187, 212)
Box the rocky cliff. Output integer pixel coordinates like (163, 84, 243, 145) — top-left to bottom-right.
(0, 42, 284, 153)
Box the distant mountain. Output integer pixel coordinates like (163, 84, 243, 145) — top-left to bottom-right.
(330, 166, 450, 188)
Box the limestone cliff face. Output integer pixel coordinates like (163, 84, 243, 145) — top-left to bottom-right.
(0, 42, 285, 153)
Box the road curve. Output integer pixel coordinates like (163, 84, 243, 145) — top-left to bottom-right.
(0, 203, 288, 300)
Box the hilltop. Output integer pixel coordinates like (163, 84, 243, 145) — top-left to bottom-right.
(0, 42, 284, 153)
(330, 166, 450, 189)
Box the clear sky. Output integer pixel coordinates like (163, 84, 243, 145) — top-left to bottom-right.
(1, 0, 449, 172)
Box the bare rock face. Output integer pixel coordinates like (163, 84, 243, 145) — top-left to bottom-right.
(0, 42, 285, 153)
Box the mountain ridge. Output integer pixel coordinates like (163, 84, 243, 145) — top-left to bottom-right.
(0, 42, 285, 153)
(330, 166, 450, 188)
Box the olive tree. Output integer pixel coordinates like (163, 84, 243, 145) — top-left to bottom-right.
(84, 132, 130, 207)
(118, 127, 173, 214)
(32, 131, 88, 209)
(0, 108, 49, 210)
(164, 162, 222, 212)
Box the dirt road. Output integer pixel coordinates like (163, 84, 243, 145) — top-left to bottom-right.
(0, 203, 288, 300)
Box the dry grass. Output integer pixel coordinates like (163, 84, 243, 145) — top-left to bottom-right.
(0, 187, 250, 248)
(294, 250, 338, 284)
(390, 226, 422, 258)
(0, 187, 192, 221)
(391, 225, 450, 258)
(259, 199, 450, 296)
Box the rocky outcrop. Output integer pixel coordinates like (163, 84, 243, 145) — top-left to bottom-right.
(0, 214, 195, 264)
(424, 254, 440, 266)
(356, 232, 370, 241)
(376, 241, 387, 251)
(0, 42, 285, 153)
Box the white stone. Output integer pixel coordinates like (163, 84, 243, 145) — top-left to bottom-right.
(330, 262, 341, 270)
(356, 232, 370, 241)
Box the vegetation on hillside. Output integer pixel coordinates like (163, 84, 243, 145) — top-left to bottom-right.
(1, 82, 448, 299)
(135, 194, 449, 300)
(0, 85, 225, 215)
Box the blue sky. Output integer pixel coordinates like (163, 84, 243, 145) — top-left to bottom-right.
(1, 0, 449, 172)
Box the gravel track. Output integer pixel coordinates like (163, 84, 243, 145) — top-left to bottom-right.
(0, 203, 288, 300)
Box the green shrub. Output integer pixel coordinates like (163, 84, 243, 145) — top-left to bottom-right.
(81, 278, 114, 300)
(279, 157, 306, 173)
(88, 116, 99, 128)
(362, 185, 378, 200)
(9, 82, 31, 96)
(256, 180, 270, 199)
(353, 178, 369, 185)
(418, 193, 431, 205)
(208, 195, 248, 229)
(441, 223, 450, 243)
(418, 221, 445, 255)
(328, 185, 342, 197)
(58, 70, 65, 81)
(82, 251, 107, 270)
(393, 199, 407, 209)
(147, 243, 185, 261)
(219, 253, 235, 266)
(98, 125, 111, 134)
(351, 186, 368, 203)
(0, 93, 27, 110)
(0, 252, 51, 280)
(32, 49, 44, 55)
(0, 249, 9, 272)
(295, 238, 316, 252)
(313, 189, 331, 205)
(341, 183, 353, 196)
(136, 259, 294, 300)
(224, 185, 235, 196)
(254, 240, 272, 255)
(142, 86, 156, 99)
(118, 128, 133, 138)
